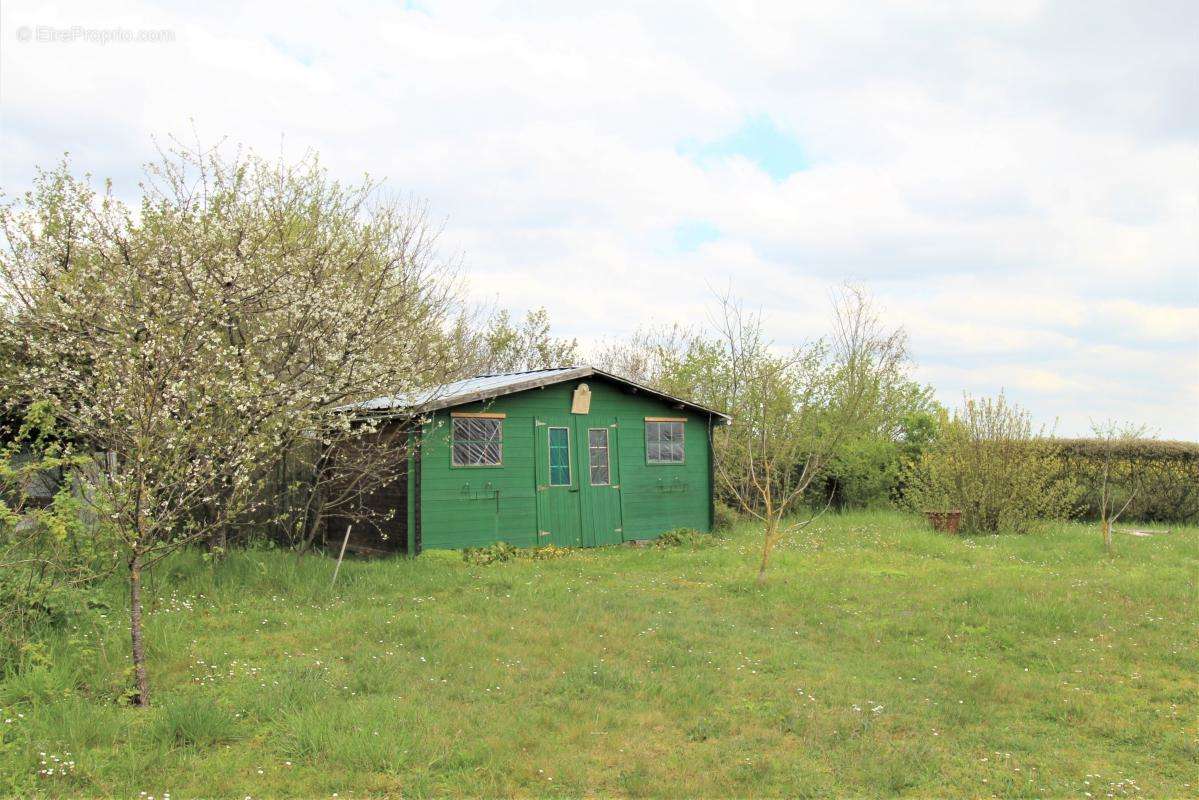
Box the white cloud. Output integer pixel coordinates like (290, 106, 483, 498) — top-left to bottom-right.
(2, 0, 1196, 436)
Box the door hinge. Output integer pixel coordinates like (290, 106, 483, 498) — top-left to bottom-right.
(539, 530, 551, 537)
(612, 484, 620, 489)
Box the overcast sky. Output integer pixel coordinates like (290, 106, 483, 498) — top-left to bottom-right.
(3, 1, 1197, 437)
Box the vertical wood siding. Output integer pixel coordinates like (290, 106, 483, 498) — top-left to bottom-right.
(416, 378, 714, 550)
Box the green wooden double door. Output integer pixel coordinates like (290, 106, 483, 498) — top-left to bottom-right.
(535, 415, 624, 547)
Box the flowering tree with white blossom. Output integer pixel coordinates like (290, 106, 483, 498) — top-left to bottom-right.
(0, 144, 464, 705)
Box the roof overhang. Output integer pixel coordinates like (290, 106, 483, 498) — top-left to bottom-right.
(344, 366, 732, 423)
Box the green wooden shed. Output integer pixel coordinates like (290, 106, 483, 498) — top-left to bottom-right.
(331, 367, 730, 554)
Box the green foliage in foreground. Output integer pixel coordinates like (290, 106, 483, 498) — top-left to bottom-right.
(1, 512, 1195, 798)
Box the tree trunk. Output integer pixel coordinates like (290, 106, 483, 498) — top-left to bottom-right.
(302, 493, 328, 554)
(129, 555, 150, 707)
(1102, 518, 1113, 557)
(208, 524, 228, 557)
(757, 519, 777, 584)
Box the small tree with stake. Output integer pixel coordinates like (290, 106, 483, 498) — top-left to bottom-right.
(0, 144, 464, 705)
(707, 287, 907, 583)
(1091, 420, 1152, 556)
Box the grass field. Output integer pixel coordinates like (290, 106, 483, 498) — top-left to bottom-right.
(1, 511, 1195, 798)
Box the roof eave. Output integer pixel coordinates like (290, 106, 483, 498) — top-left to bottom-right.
(584, 367, 731, 422)
(342, 365, 732, 422)
(416, 366, 593, 413)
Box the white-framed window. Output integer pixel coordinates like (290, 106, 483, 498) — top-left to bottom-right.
(451, 416, 503, 466)
(588, 428, 611, 485)
(645, 419, 685, 464)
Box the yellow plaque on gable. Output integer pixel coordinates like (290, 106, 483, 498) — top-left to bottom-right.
(571, 383, 592, 414)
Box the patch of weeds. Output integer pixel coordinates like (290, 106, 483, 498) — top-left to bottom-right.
(713, 501, 741, 531)
(0, 661, 82, 705)
(154, 695, 241, 747)
(274, 700, 414, 771)
(248, 662, 333, 719)
(524, 544, 572, 560)
(556, 663, 639, 698)
(779, 710, 809, 737)
(462, 542, 520, 565)
(617, 761, 653, 797)
(863, 737, 936, 794)
(28, 696, 123, 750)
(686, 717, 725, 742)
(463, 542, 574, 565)
(654, 528, 714, 548)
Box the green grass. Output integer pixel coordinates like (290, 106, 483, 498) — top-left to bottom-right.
(1, 511, 1195, 798)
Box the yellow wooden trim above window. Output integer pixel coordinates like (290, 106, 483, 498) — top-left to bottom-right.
(645, 416, 686, 423)
(451, 412, 506, 419)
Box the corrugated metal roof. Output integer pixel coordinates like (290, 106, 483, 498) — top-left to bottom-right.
(340, 365, 730, 420)
(344, 368, 580, 412)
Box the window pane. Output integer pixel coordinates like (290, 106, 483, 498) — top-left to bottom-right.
(645, 420, 685, 464)
(549, 427, 571, 486)
(588, 428, 610, 485)
(452, 418, 502, 466)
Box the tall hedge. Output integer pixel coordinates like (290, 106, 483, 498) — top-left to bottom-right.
(1050, 439, 1199, 524)
(821, 434, 1199, 525)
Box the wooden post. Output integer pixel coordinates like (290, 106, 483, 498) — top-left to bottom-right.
(331, 524, 352, 589)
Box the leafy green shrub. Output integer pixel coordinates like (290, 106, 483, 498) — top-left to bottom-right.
(462, 541, 520, 565)
(806, 389, 942, 511)
(814, 436, 906, 511)
(902, 393, 1080, 534)
(654, 528, 714, 548)
(0, 403, 114, 672)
